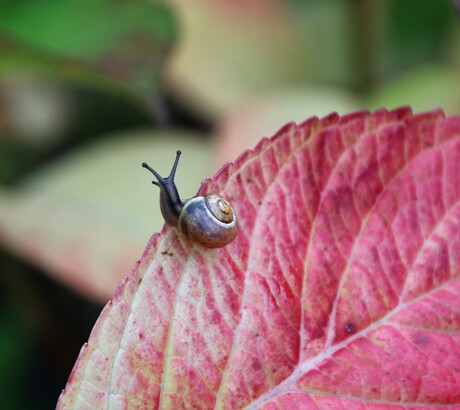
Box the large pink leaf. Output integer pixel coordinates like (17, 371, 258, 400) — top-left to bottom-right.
(57, 108, 460, 409)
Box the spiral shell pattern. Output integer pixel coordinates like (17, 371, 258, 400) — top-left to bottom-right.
(178, 195, 238, 248)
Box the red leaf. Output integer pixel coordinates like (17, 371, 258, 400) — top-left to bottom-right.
(57, 108, 460, 409)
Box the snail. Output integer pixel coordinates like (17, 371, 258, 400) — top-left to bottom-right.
(142, 150, 238, 248)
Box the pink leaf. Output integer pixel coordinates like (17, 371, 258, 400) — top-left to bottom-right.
(57, 108, 460, 409)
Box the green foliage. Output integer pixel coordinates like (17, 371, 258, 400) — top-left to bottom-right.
(387, 0, 455, 64)
(0, 0, 174, 54)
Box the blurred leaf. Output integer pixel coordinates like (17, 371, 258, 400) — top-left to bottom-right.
(0, 130, 213, 302)
(381, 0, 456, 72)
(0, 0, 176, 184)
(214, 85, 361, 169)
(292, 0, 354, 84)
(0, 69, 155, 185)
(0, 37, 150, 100)
(0, 0, 176, 95)
(166, 0, 343, 119)
(368, 65, 460, 114)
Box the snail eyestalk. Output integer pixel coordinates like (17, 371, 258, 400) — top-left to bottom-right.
(142, 150, 182, 185)
(142, 151, 184, 226)
(169, 150, 181, 180)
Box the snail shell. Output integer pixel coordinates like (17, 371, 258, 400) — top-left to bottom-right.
(142, 150, 238, 248)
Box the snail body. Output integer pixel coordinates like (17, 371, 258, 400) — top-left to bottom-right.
(142, 150, 238, 248)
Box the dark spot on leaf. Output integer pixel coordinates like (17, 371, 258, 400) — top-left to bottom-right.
(161, 251, 168, 255)
(246, 178, 253, 184)
(252, 360, 262, 371)
(169, 252, 174, 256)
(412, 331, 429, 345)
(345, 323, 355, 333)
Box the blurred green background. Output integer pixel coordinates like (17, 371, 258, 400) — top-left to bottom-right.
(0, 0, 459, 407)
